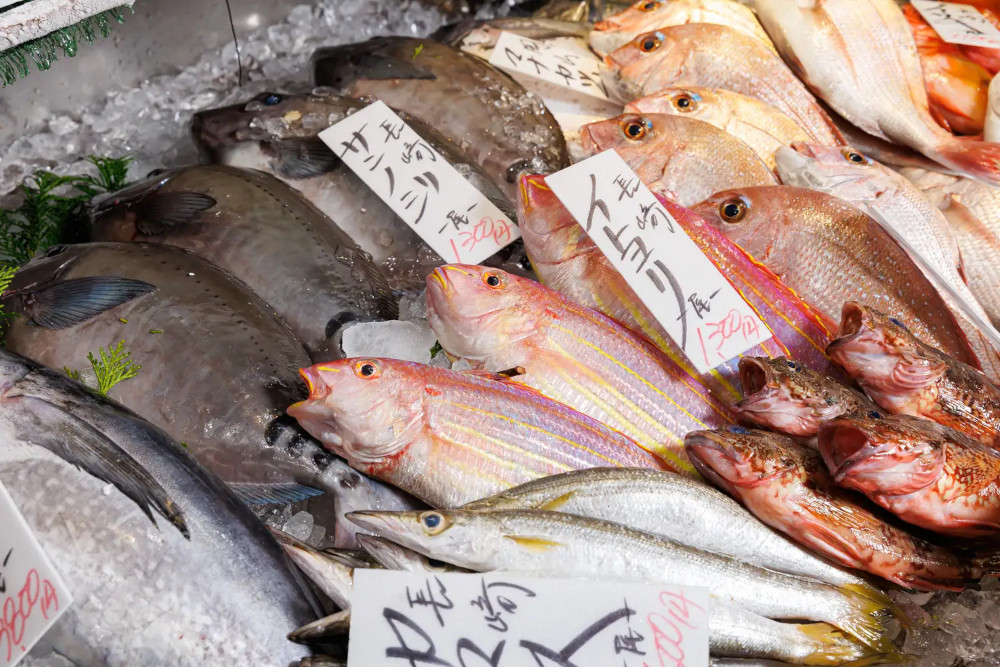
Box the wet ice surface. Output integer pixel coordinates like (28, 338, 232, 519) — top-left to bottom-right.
(341, 319, 438, 363)
(892, 581, 1000, 666)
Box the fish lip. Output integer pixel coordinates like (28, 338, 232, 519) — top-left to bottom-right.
(427, 267, 451, 297)
(826, 302, 869, 352)
(736, 358, 775, 403)
(346, 510, 391, 533)
(685, 432, 780, 489)
(819, 419, 879, 483)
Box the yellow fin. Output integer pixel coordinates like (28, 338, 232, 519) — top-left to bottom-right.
(796, 622, 899, 666)
(505, 535, 562, 552)
(537, 491, 576, 512)
(835, 582, 909, 653)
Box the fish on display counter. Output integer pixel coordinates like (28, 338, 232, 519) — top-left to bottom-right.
(0, 349, 317, 665)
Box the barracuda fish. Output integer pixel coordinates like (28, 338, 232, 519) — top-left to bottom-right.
(827, 302, 1000, 449)
(425, 263, 735, 473)
(820, 412, 1000, 538)
(626, 88, 812, 171)
(463, 467, 870, 588)
(604, 24, 842, 145)
(287, 357, 671, 506)
(588, 0, 776, 57)
(686, 427, 992, 590)
(752, 0, 1000, 187)
(736, 356, 878, 439)
(516, 175, 839, 404)
(348, 509, 902, 651)
(0, 350, 316, 664)
(690, 185, 980, 369)
(578, 113, 777, 206)
(775, 144, 1000, 379)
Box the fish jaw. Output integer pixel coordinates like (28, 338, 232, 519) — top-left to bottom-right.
(589, 21, 632, 58)
(685, 430, 781, 492)
(736, 358, 830, 437)
(819, 418, 942, 496)
(347, 510, 496, 569)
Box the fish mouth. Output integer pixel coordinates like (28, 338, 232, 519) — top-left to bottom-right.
(826, 302, 869, 352)
(818, 420, 876, 482)
(427, 267, 452, 298)
(578, 123, 600, 154)
(684, 431, 767, 489)
(738, 357, 774, 398)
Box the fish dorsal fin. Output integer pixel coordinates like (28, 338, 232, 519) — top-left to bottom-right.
(505, 535, 562, 552)
(270, 136, 342, 179)
(134, 192, 217, 235)
(25, 276, 156, 329)
(7, 394, 188, 537)
(229, 482, 324, 506)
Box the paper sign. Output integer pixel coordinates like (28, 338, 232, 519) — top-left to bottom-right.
(348, 570, 710, 667)
(489, 32, 611, 101)
(0, 482, 71, 666)
(318, 101, 520, 265)
(912, 1, 1000, 48)
(545, 150, 771, 373)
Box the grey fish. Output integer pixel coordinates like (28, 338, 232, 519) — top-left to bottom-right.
(311, 36, 570, 201)
(462, 467, 871, 589)
(89, 165, 398, 361)
(0, 349, 316, 665)
(1, 242, 342, 504)
(348, 509, 902, 651)
(190, 91, 534, 291)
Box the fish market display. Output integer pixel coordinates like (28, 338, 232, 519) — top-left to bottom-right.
(464, 467, 869, 588)
(579, 112, 777, 205)
(604, 23, 842, 145)
(626, 88, 812, 171)
(736, 356, 878, 439)
(432, 16, 591, 46)
(425, 263, 734, 472)
(588, 0, 776, 57)
(820, 412, 1000, 538)
(0, 349, 316, 664)
(690, 185, 979, 368)
(685, 427, 992, 590)
(89, 164, 398, 361)
(516, 174, 838, 404)
(752, 0, 1000, 187)
(191, 91, 528, 286)
(0, 242, 344, 501)
(312, 36, 570, 200)
(287, 357, 671, 506)
(348, 509, 901, 651)
(828, 302, 1000, 448)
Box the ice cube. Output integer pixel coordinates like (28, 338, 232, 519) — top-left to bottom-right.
(283, 511, 315, 542)
(341, 320, 437, 363)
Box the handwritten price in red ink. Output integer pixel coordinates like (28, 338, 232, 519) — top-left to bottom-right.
(451, 216, 515, 261)
(0, 569, 60, 663)
(645, 590, 708, 667)
(698, 309, 762, 367)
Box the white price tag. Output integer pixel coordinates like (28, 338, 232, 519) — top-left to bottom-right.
(912, 1, 1000, 48)
(0, 483, 72, 667)
(545, 150, 771, 374)
(489, 32, 611, 101)
(348, 570, 709, 667)
(318, 101, 521, 265)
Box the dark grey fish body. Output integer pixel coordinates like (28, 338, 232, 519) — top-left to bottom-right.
(89, 165, 398, 361)
(190, 92, 533, 289)
(311, 37, 570, 201)
(0, 350, 316, 665)
(1, 242, 341, 497)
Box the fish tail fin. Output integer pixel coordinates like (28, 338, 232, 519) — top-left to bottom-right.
(836, 583, 909, 652)
(797, 622, 905, 666)
(931, 139, 1000, 188)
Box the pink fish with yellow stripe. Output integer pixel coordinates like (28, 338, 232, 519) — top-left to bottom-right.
(287, 358, 671, 507)
(426, 263, 734, 474)
(516, 174, 839, 405)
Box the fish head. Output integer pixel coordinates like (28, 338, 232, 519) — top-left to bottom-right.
(689, 187, 773, 250)
(775, 144, 888, 203)
(736, 357, 849, 437)
(579, 113, 673, 182)
(288, 358, 424, 465)
(425, 264, 540, 361)
(819, 414, 943, 496)
(348, 509, 501, 569)
(605, 30, 684, 98)
(826, 302, 946, 402)
(590, 0, 667, 55)
(517, 174, 585, 267)
(355, 533, 459, 573)
(685, 427, 805, 494)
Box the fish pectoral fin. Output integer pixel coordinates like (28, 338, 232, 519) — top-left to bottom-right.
(288, 609, 352, 644)
(133, 192, 217, 234)
(537, 491, 576, 512)
(271, 136, 342, 179)
(229, 482, 324, 505)
(505, 535, 563, 552)
(10, 394, 189, 538)
(25, 276, 156, 329)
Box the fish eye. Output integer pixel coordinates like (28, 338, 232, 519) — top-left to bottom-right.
(426, 558, 448, 570)
(420, 511, 449, 535)
(867, 410, 883, 419)
(262, 93, 282, 106)
(729, 425, 751, 435)
(354, 360, 381, 378)
(638, 0, 660, 10)
(786, 361, 801, 372)
(43, 244, 68, 257)
(621, 116, 651, 140)
(888, 317, 905, 328)
(673, 94, 696, 112)
(639, 32, 663, 53)
(719, 198, 747, 223)
(841, 148, 867, 164)
(482, 271, 506, 289)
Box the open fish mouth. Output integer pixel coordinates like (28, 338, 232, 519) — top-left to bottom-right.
(820, 421, 877, 482)
(736, 358, 783, 412)
(827, 302, 871, 351)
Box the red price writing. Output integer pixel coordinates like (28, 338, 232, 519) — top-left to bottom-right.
(644, 590, 706, 667)
(698, 309, 761, 366)
(0, 569, 60, 662)
(450, 216, 514, 262)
